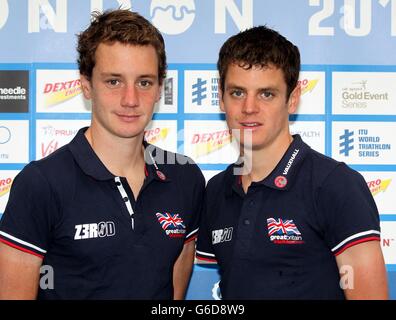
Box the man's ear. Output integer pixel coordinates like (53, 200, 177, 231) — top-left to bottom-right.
(287, 84, 301, 115)
(80, 74, 92, 100)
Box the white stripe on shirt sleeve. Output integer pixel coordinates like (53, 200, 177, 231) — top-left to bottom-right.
(0, 231, 47, 253)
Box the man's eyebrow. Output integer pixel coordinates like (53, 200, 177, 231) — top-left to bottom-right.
(98, 72, 158, 79)
(225, 83, 280, 92)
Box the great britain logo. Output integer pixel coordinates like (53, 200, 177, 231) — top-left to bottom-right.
(267, 218, 304, 244)
(156, 212, 186, 238)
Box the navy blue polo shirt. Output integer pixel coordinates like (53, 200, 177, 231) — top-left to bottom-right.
(0, 127, 205, 299)
(196, 135, 381, 300)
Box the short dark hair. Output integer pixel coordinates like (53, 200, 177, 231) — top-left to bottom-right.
(77, 9, 167, 84)
(217, 26, 300, 99)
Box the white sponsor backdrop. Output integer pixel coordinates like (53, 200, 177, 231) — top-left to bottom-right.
(36, 69, 91, 113)
(36, 119, 91, 160)
(0, 120, 29, 163)
(332, 72, 396, 115)
(1, 0, 396, 300)
(297, 71, 326, 115)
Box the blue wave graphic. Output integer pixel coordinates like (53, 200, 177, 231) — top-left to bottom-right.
(151, 5, 195, 21)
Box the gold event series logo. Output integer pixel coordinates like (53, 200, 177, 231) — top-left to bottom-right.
(298, 79, 319, 95)
(0, 177, 13, 197)
(144, 127, 169, 145)
(43, 79, 82, 107)
(367, 178, 392, 196)
(191, 129, 232, 158)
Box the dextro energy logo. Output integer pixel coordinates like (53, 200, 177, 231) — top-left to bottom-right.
(150, 0, 195, 35)
(340, 80, 389, 109)
(367, 178, 392, 196)
(144, 127, 169, 145)
(339, 129, 391, 158)
(0, 71, 29, 113)
(0, 177, 13, 197)
(191, 129, 232, 158)
(42, 79, 82, 107)
(298, 78, 319, 96)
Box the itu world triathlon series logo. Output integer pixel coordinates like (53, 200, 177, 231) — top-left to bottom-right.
(156, 212, 186, 238)
(150, 0, 195, 35)
(338, 128, 391, 158)
(267, 218, 304, 244)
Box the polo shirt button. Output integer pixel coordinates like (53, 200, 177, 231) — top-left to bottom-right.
(249, 200, 254, 206)
(116, 181, 121, 186)
(123, 197, 129, 202)
(243, 219, 250, 225)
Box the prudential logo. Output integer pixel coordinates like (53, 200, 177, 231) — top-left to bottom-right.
(150, 0, 195, 35)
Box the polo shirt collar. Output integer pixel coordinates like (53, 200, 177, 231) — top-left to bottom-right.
(69, 127, 170, 182)
(143, 140, 171, 183)
(226, 134, 310, 196)
(262, 134, 309, 190)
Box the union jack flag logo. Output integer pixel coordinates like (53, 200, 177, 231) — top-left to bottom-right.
(267, 218, 301, 236)
(156, 212, 186, 230)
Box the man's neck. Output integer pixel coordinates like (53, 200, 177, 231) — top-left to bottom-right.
(240, 135, 293, 193)
(85, 125, 145, 178)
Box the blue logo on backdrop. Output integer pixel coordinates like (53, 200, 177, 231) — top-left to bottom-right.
(192, 78, 207, 105)
(150, 0, 196, 35)
(339, 129, 354, 156)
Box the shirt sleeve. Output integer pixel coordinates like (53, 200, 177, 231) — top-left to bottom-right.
(317, 163, 381, 256)
(196, 191, 217, 263)
(0, 162, 56, 258)
(183, 161, 205, 244)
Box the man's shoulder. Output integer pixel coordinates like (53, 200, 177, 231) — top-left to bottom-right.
(304, 147, 362, 187)
(206, 165, 233, 189)
(20, 144, 75, 184)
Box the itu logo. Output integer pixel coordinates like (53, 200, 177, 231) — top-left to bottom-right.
(192, 78, 207, 105)
(339, 129, 354, 156)
(0, 126, 11, 144)
(150, 0, 195, 35)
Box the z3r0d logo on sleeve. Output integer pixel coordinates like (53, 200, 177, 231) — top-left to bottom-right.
(74, 221, 115, 240)
(156, 212, 186, 238)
